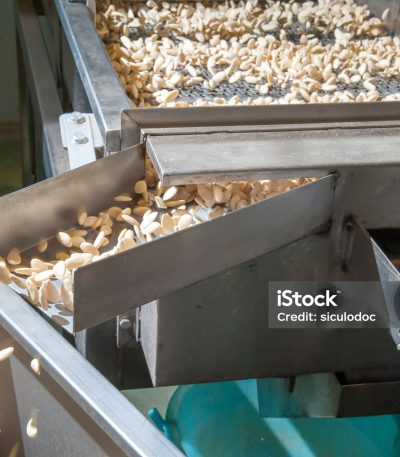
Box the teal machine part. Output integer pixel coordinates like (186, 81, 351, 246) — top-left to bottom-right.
(149, 379, 400, 457)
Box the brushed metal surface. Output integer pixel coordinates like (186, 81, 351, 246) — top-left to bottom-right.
(147, 128, 400, 185)
(0, 286, 183, 456)
(73, 175, 335, 331)
(0, 145, 143, 255)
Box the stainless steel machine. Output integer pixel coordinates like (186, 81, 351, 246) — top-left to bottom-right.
(3, 0, 400, 455)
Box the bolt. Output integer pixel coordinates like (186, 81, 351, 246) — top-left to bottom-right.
(119, 318, 132, 330)
(69, 112, 85, 124)
(72, 131, 88, 144)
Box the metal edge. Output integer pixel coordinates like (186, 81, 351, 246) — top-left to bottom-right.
(16, 0, 68, 177)
(0, 285, 184, 457)
(145, 127, 400, 185)
(0, 145, 144, 254)
(53, 0, 131, 152)
(125, 101, 400, 130)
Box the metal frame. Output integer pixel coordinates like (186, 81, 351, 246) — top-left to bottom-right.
(9, 0, 400, 424)
(52, 0, 400, 154)
(0, 286, 183, 456)
(53, 0, 130, 152)
(15, 0, 69, 180)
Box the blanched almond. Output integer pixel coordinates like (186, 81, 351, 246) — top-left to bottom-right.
(161, 214, 175, 234)
(142, 221, 161, 234)
(177, 214, 193, 230)
(11, 274, 26, 289)
(94, 231, 105, 249)
(0, 266, 12, 285)
(121, 214, 140, 227)
(163, 186, 178, 201)
(80, 242, 99, 256)
(37, 239, 48, 253)
(7, 248, 21, 266)
(0, 346, 14, 362)
(77, 206, 87, 225)
(57, 232, 72, 248)
(114, 194, 132, 202)
(134, 180, 147, 194)
(43, 279, 60, 303)
(53, 261, 66, 280)
(32, 269, 54, 285)
(133, 206, 149, 216)
(26, 418, 38, 438)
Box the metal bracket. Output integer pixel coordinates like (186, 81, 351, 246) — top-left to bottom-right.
(60, 112, 103, 170)
(116, 310, 139, 349)
(371, 239, 400, 349)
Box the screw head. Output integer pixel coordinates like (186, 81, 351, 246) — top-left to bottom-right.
(69, 112, 85, 124)
(119, 318, 132, 330)
(72, 131, 88, 144)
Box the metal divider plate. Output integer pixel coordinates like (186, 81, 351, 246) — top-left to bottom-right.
(0, 146, 334, 333)
(73, 174, 335, 331)
(147, 128, 400, 185)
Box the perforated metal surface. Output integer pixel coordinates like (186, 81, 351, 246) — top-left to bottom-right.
(177, 64, 400, 103)
(117, 11, 400, 103)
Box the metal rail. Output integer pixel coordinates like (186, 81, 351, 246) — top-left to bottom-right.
(16, 0, 69, 178)
(53, 0, 131, 152)
(0, 286, 183, 456)
(147, 127, 400, 185)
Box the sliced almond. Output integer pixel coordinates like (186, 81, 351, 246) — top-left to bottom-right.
(121, 214, 140, 227)
(0, 346, 14, 362)
(56, 232, 72, 248)
(165, 199, 186, 208)
(140, 211, 158, 231)
(142, 221, 161, 234)
(26, 418, 38, 438)
(71, 236, 86, 248)
(134, 180, 147, 194)
(133, 206, 150, 216)
(177, 214, 193, 230)
(30, 258, 51, 271)
(65, 257, 86, 270)
(14, 267, 41, 276)
(53, 261, 66, 280)
(32, 269, 54, 285)
(0, 266, 12, 285)
(134, 225, 146, 243)
(94, 231, 105, 249)
(37, 239, 48, 253)
(7, 248, 21, 266)
(80, 242, 99, 256)
(107, 206, 123, 218)
(117, 238, 136, 251)
(55, 251, 69, 261)
(26, 278, 38, 305)
(11, 274, 26, 289)
(100, 225, 113, 236)
(77, 206, 87, 225)
(43, 279, 61, 303)
(163, 186, 178, 201)
(83, 216, 98, 228)
(30, 358, 40, 375)
(114, 194, 132, 202)
(155, 195, 167, 209)
(39, 283, 49, 311)
(60, 282, 73, 311)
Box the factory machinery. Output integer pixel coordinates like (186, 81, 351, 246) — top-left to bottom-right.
(3, 0, 400, 455)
